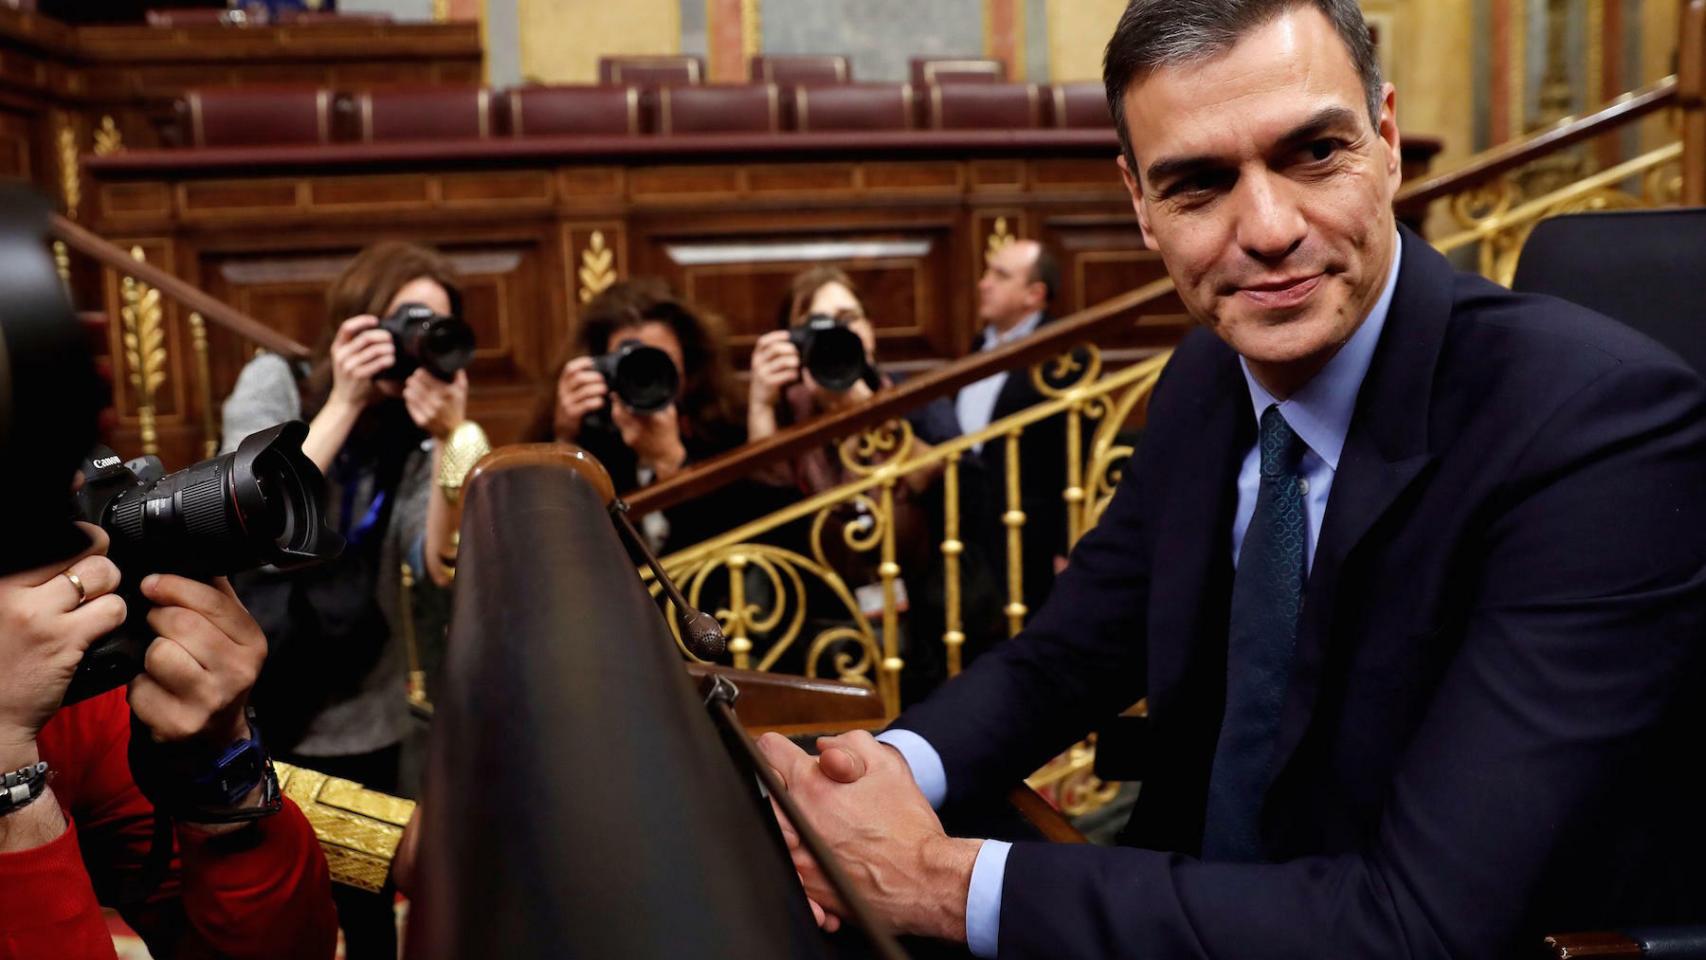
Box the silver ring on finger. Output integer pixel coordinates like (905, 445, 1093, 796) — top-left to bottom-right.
(64, 571, 88, 607)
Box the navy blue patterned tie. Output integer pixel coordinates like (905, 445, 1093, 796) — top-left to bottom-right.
(1202, 404, 1308, 862)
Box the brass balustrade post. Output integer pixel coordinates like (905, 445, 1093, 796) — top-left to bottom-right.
(1003, 430, 1027, 636)
(188, 312, 218, 458)
(877, 476, 903, 717)
(941, 452, 965, 677)
(725, 552, 753, 669)
(1063, 398, 1086, 549)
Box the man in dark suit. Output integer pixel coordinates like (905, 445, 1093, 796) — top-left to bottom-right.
(955, 239, 1071, 628)
(757, 0, 1706, 957)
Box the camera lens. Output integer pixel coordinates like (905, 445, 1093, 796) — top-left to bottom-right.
(611, 344, 681, 414)
(419, 315, 475, 381)
(803, 325, 867, 393)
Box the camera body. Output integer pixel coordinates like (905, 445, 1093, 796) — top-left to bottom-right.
(65, 420, 343, 705)
(376, 302, 475, 383)
(788, 314, 869, 393)
(592, 339, 681, 415)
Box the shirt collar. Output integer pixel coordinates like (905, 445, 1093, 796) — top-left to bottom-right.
(980, 310, 1044, 351)
(1239, 231, 1402, 471)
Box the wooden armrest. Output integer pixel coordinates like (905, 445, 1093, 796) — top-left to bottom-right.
(1544, 933, 1644, 958)
(1006, 783, 1087, 844)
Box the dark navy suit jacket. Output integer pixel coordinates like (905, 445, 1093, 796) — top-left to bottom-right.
(892, 230, 1706, 958)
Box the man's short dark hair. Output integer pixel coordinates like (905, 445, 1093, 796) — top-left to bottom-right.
(1027, 245, 1061, 308)
(1102, 0, 1383, 173)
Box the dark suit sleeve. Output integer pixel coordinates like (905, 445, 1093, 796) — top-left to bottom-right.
(888, 430, 1153, 807)
(993, 358, 1706, 959)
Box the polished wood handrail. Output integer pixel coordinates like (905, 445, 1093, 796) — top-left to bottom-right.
(49, 213, 311, 361)
(1395, 76, 1679, 210)
(626, 274, 1179, 517)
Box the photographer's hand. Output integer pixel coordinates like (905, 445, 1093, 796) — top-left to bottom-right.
(0, 523, 125, 850)
(748, 330, 801, 442)
(612, 400, 688, 482)
(554, 355, 608, 443)
(403, 368, 467, 441)
(128, 575, 265, 752)
(304, 315, 395, 472)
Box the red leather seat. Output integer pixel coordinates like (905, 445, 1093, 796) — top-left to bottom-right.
(506, 85, 643, 136)
(749, 55, 851, 86)
(793, 83, 913, 132)
(597, 56, 704, 87)
(177, 87, 333, 148)
(658, 84, 781, 135)
(1051, 82, 1112, 129)
(927, 82, 1042, 130)
(352, 87, 496, 142)
(909, 57, 1005, 86)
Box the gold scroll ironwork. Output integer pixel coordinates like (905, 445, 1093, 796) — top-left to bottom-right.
(120, 247, 167, 456)
(275, 761, 416, 894)
(1025, 735, 1120, 816)
(1434, 141, 1684, 286)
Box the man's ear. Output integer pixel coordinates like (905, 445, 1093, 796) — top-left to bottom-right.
(1117, 154, 1159, 251)
(1377, 82, 1402, 188)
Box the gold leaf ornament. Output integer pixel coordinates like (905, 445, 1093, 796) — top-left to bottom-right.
(578, 231, 616, 304)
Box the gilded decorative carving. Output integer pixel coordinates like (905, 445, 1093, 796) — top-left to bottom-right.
(432, 0, 449, 21)
(984, 215, 1016, 264)
(276, 762, 416, 894)
(53, 241, 70, 292)
(56, 117, 80, 220)
(93, 116, 123, 157)
(578, 230, 616, 304)
(120, 247, 167, 456)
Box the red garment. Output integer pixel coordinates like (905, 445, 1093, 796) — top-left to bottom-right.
(0, 689, 337, 959)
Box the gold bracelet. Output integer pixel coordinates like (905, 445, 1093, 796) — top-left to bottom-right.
(437, 420, 492, 506)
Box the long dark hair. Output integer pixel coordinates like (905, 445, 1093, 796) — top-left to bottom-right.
(525, 278, 742, 443)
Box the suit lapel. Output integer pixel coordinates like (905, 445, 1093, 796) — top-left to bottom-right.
(1265, 228, 1456, 788)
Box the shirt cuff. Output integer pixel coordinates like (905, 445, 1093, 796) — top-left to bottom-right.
(874, 728, 947, 809)
(966, 839, 1012, 958)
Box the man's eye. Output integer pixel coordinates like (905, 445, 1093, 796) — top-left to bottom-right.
(1303, 139, 1340, 163)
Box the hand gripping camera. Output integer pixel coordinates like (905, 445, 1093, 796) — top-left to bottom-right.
(789, 314, 870, 393)
(592, 339, 682, 415)
(376, 301, 476, 383)
(65, 421, 344, 705)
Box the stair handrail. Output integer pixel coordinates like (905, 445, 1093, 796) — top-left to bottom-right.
(49, 212, 311, 361)
(1394, 75, 1680, 211)
(625, 274, 1180, 518)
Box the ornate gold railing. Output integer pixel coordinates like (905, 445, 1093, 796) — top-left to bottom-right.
(642, 350, 1171, 714)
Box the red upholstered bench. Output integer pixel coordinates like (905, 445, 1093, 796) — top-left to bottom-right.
(598, 55, 705, 87)
(1051, 82, 1113, 130)
(750, 55, 852, 86)
(351, 87, 497, 142)
(793, 83, 914, 132)
(926, 82, 1043, 130)
(506, 86, 644, 137)
(176, 87, 334, 148)
(659, 84, 782, 135)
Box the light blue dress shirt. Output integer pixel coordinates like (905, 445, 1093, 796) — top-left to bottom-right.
(877, 235, 1403, 958)
(955, 311, 1045, 453)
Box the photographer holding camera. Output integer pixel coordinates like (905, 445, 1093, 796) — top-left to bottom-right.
(0, 524, 337, 959)
(526, 279, 779, 553)
(220, 241, 476, 959)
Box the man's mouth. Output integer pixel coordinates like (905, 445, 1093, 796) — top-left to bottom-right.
(1236, 273, 1323, 310)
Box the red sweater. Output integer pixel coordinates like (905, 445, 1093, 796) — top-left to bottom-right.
(0, 690, 337, 960)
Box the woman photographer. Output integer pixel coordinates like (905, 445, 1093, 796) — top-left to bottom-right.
(526, 278, 779, 553)
(219, 240, 469, 960)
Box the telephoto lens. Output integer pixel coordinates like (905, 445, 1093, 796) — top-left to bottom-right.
(788, 314, 868, 392)
(592, 339, 681, 414)
(378, 301, 476, 382)
(65, 420, 344, 705)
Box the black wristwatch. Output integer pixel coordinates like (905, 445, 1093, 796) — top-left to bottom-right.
(0, 761, 50, 816)
(130, 707, 284, 824)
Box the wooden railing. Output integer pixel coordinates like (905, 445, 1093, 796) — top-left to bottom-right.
(47, 212, 310, 459)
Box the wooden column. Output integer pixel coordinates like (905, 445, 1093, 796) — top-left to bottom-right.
(1683, 0, 1706, 205)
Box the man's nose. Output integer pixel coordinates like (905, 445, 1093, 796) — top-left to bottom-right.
(1233, 171, 1307, 264)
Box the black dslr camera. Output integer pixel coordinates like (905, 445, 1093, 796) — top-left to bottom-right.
(789, 314, 869, 393)
(593, 339, 681, 415)
(65, 421, 343, 705)
(376, 301, 475, 383)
